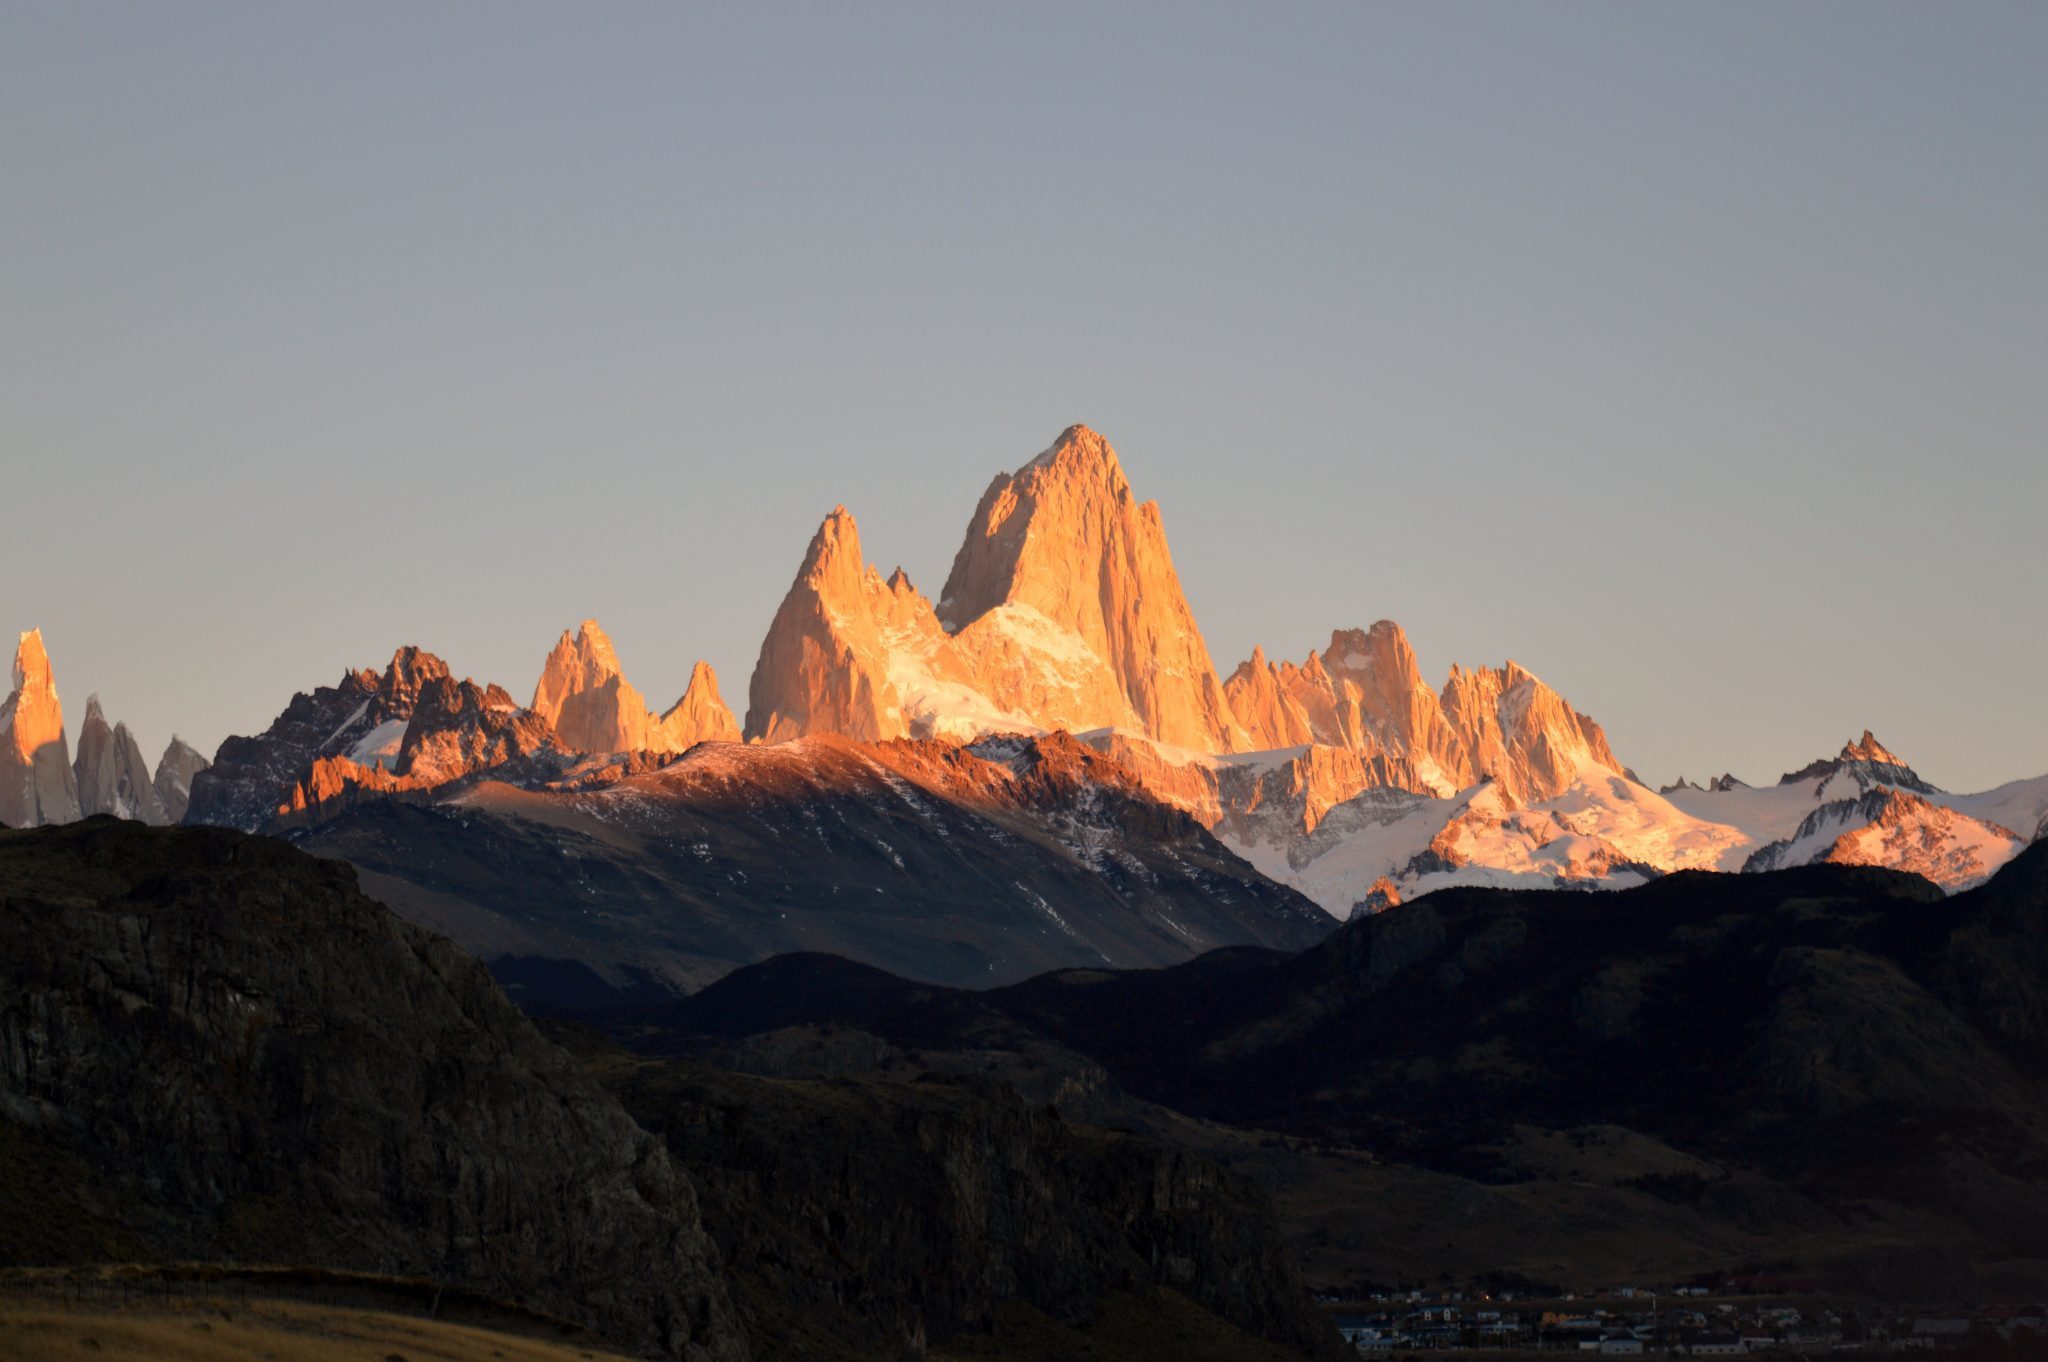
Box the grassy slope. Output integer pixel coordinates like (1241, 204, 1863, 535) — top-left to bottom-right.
(0, 1295, 635, 1362)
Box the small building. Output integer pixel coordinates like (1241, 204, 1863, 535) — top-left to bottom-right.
(1598, 1335, 1644, 1356)
(1687, 1336, 1744, 1357)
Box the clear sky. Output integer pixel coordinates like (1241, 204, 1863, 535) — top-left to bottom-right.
(5, 3, 2044, 792)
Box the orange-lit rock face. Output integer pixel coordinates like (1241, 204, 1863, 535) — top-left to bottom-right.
(534, 619, 653, 753)
(1225, 621, 1621, 806)
(939, 425, 1248, 754)
(534, 620, 739, 754)
(656, 660, 741, 748)
(745, 507, 914, 744)
(746, 427, 1246, 752)
(0, 628, 81, 827)
(1438, 660, 1620, 806)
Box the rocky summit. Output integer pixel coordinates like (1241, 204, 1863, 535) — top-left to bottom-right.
(533, 618, 739, 755)
(72, 694, 168, 825)
(745, 426, 1246, 751)
(0, 629, 81, 828)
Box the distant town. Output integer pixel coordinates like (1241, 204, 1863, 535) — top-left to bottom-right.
(1322, 1279, 2042, 1356)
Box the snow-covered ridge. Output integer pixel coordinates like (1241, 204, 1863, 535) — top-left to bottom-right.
(1086, 726, 2043, 916)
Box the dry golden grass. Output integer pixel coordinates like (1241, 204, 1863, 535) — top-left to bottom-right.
(0, 1295, 636, 1362)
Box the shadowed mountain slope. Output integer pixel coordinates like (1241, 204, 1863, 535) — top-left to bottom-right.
(291, 732, 1333, 999)
(621, 847, 2048, 1301)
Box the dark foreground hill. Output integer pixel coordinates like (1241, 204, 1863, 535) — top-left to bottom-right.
(0, 818, 745, 1361)
(0, 817, 1341, 1361)
(616, 846, 2048, 1302)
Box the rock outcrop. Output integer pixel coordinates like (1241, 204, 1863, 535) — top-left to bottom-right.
(1778, 730, 1938, 796)
(151, 736, 210, 823)
(658, 660, 742, 748)
(1223, 621, 1622, 806)
(1744, 787, 2023, 891)
(533, 618, 659, 752)
(599, 1053, 1346, 1361)
(0, 629, 80, 828)
(745, 508, 917, 743)
(72, 694, 168, 824)
(188, 646, 555, 832)
(1350, 876, 1402, 919)
(0, 817, 746, 1361)
(533, 620, 739, 755)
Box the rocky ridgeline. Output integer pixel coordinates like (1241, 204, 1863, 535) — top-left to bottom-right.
(185, 622, 742, 833)
(1, 630, 209, 829)
(534, 618, 738, 753)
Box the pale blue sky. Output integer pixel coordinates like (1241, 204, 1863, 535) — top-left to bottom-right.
(4, 3, 2044, 791)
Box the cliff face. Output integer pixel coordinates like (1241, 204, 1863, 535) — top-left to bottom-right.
(745, 507, 915, 743)
(188, 647, 556, 832)
(0, 629, 81, 828)
(0, 818, 745, 1362)
(658, 660, 742, 748)
(151, 736, 210, 823)
(586, 1048, 1345, 1362)
(533, 620, 739, 754)
(71, 694, 168, 825)
(745, 428, 1247, 752)
(1223, 622, 1621, 806)
(938, 426, 1248, 754)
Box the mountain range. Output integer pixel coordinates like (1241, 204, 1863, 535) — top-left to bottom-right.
(594, 839, 2048, 1306)
(7, 424, 2045, 994)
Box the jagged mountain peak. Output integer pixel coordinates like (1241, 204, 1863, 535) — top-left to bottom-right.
(1842, 729, 1905, 766)
(153, 734, 210, 824)
(379, 645, 451, 699)
(657, 660, 742, 748)
(1221, 624, 1619, 805)
(1744, 785, 2023, 891)
(1019, 422, 1132, 498)
(533, 619, 738, 756)
(73, 692, 167, 825)
(2, 626, 81, 828)
(811, 504, 862, 561)
(1778, 728, 1936, 794)
(745, 504, 916, 745)
(13, 627, 55, 696)
(533, 618, 624, 718)
(934, 426, 1246, 753)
